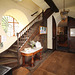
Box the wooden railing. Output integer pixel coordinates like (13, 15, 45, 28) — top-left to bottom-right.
(17, 12, 43, 64)
(17, 12, 43, 38)
(19, 26, 39, 51)
(17, 12, 43, 47)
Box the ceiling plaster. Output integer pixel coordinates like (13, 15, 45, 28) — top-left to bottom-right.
(32, 0, 50, 11)
(32, 0, 75, 18)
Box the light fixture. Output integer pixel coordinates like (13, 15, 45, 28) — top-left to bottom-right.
(60, 0, 69, 21)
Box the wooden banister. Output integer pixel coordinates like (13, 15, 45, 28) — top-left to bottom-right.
(19, 26, 39, 51)
(17, 12, 43, 49)
(17, 12, 43, 64)
(18, 12, 42, 35)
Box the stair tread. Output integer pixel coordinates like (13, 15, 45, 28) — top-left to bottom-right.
(8, 49, 17, 53)
(0, 58, 17, 65)
(20, 38, 26, 40)
(5, 63, 19, 68)
(0, 52, 17, 58)
(23, 35, 31, 37)
(13, 44, 21, 48)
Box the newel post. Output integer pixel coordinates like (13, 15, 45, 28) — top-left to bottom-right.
(17, 33, 19, 49)
(42, 10, 44, 23)
(17, 33, 20, 65)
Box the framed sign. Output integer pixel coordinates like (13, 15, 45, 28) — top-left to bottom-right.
(39, 26, 47, 34)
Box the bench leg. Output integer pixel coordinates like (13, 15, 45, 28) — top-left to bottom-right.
(40, 51, 42, 60)
(31, 55, 34, 67)
(22, 56, 25, 66)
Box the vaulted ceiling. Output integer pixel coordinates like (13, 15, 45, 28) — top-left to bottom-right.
(53, 0, 75, 9)
(32, 0, 75, 18)
(32, 0, 75, 10)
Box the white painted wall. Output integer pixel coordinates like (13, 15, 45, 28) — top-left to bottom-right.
(0, 0, 42, 53)
(47, 15, 52, 49)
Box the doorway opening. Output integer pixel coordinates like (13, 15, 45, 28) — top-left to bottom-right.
(56, 26, 68, 51)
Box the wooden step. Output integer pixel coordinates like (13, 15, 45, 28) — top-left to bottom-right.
(12, 44, 20, 48)
(4, 62, 19, 68)
(0, 58, 18, 65)
(30, 28, 36, 31)
(0, 57, 17, 59)
(19, 40, 27, 45)
(20, 38, 27, 41)
(0, 51, 17, 58)
(12, 44, 18, 47)
(8, 49, 17, 53)
(23, 35, 31, 37)
(9, 47, 18, 50)
(28, 29, 34, 33)
(0, 59, 18, 68)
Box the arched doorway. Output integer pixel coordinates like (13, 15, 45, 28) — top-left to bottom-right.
(56, 20, 68, 51)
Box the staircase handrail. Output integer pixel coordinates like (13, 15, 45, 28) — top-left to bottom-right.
(17, 12, 43, 37)
(19, 26, 39, 51)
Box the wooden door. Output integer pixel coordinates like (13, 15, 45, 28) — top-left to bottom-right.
(52, 16, 56, 50)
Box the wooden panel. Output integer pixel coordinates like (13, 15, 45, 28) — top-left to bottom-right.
(68, 17, 75, 52)
(44, 8, 54, 19)
(52, 16, 56, 50)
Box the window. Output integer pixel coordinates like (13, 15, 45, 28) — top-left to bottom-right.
(2, 16, 19, 36)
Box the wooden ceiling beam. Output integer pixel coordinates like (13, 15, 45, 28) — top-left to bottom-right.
(44, 8, 54, 18)
(44, 0, 59, 12)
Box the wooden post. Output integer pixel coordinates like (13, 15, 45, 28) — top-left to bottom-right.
(22, 56, 25, 66)
(13, 18, 15, 36)
(40, 51, 42, 60)
(17, 33, 19, 48)
(31, 55, 34, 67)
(17, 33, 20, 65)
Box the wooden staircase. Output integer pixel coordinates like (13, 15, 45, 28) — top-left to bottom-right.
(0, 13, 43, 68)
(0, 8, 54, 68)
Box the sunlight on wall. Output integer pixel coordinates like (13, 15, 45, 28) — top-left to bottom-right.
(47, 15, 52, 49)
(0, 9, 29, 53)
(4, 9, 29, 32)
